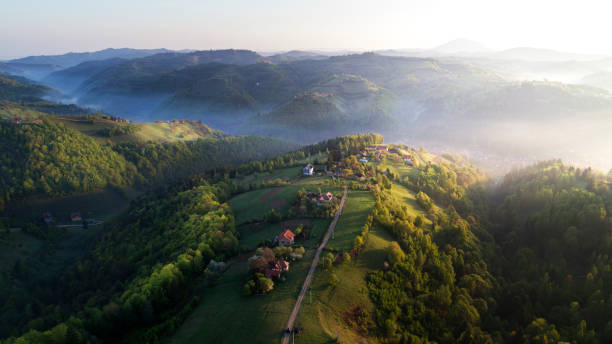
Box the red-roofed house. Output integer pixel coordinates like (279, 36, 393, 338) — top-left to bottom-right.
(274, 260, 290, 272)
(317, 192, 333, 205)
(275, 229, 295, 246)
(376, 146, 388, 152)
(70, 212, 82, 222)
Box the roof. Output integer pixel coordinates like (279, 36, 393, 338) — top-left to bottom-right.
(376, 146, 388, 151)
(274, 260, 290, 271)
(318, 192, 333, 202)
(277, 229, 295, 241)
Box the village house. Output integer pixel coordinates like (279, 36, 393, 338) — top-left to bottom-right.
(42, 212, 53, 224)
(376, 145, 388, 152)
(70, 212, 82, 222)
(265, 259, 290, 279)
(275, 229, 295, 246)
(274, 260, 290, 271)
(403, 155, 414, 165)
(317, 192, 333, 205)
(358, 157, 368, 163)
(11, 117, 22, 124)
(303, 163, 314, 176)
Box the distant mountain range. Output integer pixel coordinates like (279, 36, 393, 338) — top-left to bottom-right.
(3, 44, 612, 168)
(8, 48, 176, 67)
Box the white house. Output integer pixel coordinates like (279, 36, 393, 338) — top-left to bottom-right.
(303, 164, 314, 176)
(359, 158, 368, 163)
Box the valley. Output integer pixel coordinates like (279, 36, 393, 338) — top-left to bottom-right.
(3, 37, 612, 344)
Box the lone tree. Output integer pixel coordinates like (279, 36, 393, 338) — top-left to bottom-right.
(329, 273, 340, 287)
(322, 252, 335, 269)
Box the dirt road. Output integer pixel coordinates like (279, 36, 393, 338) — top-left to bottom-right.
(281, 186, 348, 344)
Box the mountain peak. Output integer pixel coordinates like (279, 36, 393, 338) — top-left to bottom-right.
(432, 39, 490, 54)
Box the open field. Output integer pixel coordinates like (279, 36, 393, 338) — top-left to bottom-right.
(325, 191, 375, 253)
(233, 166, 304, 187)
(228, 186, 299, 224)
(293, 227, 395, 344)
(238, 218, 331, 250)
(169, 248, 318, 344)
(228, 184, 344, 225)
(54, 117, 220, 144)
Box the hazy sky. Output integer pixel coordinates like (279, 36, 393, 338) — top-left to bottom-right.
(2, 0, 612, 58)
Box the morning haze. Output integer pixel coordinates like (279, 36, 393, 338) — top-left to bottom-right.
(2, 1, 612, 344)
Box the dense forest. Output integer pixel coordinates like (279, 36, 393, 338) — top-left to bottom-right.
(1, 181, 237, 343)
(0, 118, 298, 211)
(363, 155, 612, 342)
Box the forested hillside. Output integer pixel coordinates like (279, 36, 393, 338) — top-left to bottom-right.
(0, 133, 382, 344)
(0, 118, 298, 211)
(0, 119, 139, 210)
(485, 161, 612, 343)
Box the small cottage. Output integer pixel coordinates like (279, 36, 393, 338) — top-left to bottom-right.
(275, 229, 295, 246)
(70, 212, 82, 222)
(303, 164, 314, 176)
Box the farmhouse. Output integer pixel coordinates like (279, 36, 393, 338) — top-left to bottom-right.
(70, 212, 82, 222)
(317, 192, 333, 205)
(403, 155, 413, 165)
(275, 229, 295, 246)
(42, 212, 53, 224)
(273, 260, 290, 272)
(303, 164, 314, 176)
(376, 145, 388, 152)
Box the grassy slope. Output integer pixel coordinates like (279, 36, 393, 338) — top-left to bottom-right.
(169, 248, 318, 344)
(54, 117, 222, 144)
(171, 149, 440, 344)
(171, 184, 380, 343)
(295, 227, 395, 344)
(326, 191, 375, 252)
(227, 186, 298, 224)
(238, 219, 330, 251)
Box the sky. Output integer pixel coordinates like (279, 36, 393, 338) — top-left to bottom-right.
(2, 0, 612, 58)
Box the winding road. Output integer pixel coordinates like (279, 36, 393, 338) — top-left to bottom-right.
(281, 186, 348, 344)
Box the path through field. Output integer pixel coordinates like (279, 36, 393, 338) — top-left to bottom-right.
(280, 186, 348, 344)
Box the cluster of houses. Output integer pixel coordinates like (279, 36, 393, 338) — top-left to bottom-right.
(367, 145, 389, 152)
(102, 116, 131, 123)
(41, 211, 96, 225)
(264, 229, 296, 279)
(4, 117, 43, 125)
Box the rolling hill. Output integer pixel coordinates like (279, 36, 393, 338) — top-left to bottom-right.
(9, 48, 174, 67)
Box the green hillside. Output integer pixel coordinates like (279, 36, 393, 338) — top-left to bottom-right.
(0, 73, 52, 101)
